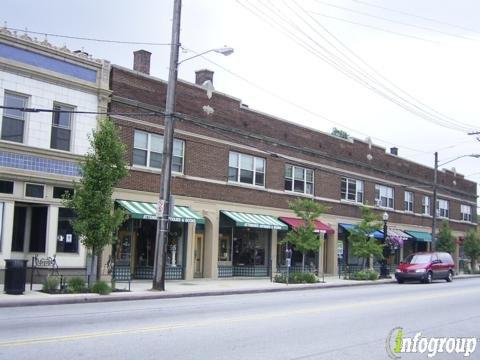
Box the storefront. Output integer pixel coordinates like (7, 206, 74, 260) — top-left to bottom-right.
(115, 200, 203, 280)
(276, 216, 334, 274)
(217, 210, 288, 277)
(404, 230, 432, 254)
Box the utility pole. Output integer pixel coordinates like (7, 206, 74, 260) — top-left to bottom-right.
(153, 0, 182, 291)
(431, 152, 438, 252)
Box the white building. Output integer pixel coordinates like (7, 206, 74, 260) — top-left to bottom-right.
(0, 28, 110, 281)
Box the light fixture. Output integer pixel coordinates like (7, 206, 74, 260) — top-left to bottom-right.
(383, 212, 389, 221)
(213, 47, 234, 56)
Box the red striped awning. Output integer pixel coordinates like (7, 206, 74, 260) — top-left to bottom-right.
(279, 216, 334, 234)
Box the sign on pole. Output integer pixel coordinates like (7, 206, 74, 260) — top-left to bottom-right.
(157, 199, 165, 218)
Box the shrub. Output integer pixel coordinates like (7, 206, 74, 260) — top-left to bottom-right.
(91, 281, 112, 295)
(68, 277, 86, 293)
(42, 276, 60, 293)
(274, 272, 318, 284)
(352, 269, 379, 281)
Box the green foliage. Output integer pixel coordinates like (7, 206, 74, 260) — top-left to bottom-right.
(331, 127, 349, 139)
(352, 269, 379, 281)
(436, 221, 455, 254)
(67, 277, 87, 293)
(280, 199, 329, 270)
(274, 272, 318, 284)
(348, 207, 384, 269)
(464, 229, 480, 269)
(42, 276, 60, 293)
(91, 281, 112, 295)
(63, 118, 128, 278)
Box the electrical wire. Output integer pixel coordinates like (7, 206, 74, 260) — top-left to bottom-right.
(2, 26, 171, 46)
(237, 0, 478, 134)
(351, 0, 480, 35)
(311, 0, 477, 42)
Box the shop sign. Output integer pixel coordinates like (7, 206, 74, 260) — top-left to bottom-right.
(337, 241, 344, 257)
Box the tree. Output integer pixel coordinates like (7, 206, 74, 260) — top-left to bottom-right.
(280, 198, 329, 272)
(463, 229, 480, 271)
(435, 221, 455, 254)
(64, 118, 128, 283)
(331, 127, 349, 139)
(348, 207, 384, 270)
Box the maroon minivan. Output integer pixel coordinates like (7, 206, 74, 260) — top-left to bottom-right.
(395, 252, 454, 284)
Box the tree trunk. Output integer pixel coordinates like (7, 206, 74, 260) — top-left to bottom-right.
(472, 258, 478, 273)
(96, 249, 102, 281)
(302, 252, 306, 272)
(89, 247, 96, 288)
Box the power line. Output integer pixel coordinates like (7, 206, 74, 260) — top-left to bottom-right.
(351, 0, 480, 35)
(2, 26, 171, 46)
(310, 0, 477, 42)
(240, 1, 477, 134)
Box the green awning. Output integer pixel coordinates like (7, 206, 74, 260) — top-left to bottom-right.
(221, 210, 288, 230)
(116, 200, 204, 224)
(404, 230, 432, 242)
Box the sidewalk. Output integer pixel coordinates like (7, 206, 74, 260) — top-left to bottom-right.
(1, 274, 479, 308)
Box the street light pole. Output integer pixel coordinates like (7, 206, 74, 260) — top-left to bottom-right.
(431, 152, 438, 252)
(152, 0, 182, 291)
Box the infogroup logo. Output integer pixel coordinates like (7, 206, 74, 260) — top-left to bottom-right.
(386, 327, 478, 358)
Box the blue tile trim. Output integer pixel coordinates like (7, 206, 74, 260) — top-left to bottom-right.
(0, 43, 97, 83)
(0, 150, 81, 176)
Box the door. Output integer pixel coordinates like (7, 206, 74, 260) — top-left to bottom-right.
(194, 233, 204, 278)
(431, 254, 443, 279)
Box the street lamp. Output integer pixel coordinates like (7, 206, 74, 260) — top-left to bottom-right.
(178, 47, 234, 65)
(380, 211, 390, 278)
(285, 246, 293, 285)
(152, 0, 234, 291)
(431, 153, 480, 252)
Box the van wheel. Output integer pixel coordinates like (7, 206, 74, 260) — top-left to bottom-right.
(397, 279, 404, 284)
(446, 270, 453, 282)
(424, 271, 433, 284)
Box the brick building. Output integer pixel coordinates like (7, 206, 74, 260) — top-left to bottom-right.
(109, 50, 477, 280)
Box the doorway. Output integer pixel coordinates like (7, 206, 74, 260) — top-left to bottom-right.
(194, 233, 204, 278)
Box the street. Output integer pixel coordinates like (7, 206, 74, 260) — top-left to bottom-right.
(0, 278, 479, 360)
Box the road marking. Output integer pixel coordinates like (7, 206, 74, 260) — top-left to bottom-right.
(1, 287, 478, 348)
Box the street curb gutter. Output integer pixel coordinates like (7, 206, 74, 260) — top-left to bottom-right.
(1, 275, 479, 308)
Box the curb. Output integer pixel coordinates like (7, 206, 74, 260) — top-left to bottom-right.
(1, 275, 479, 308)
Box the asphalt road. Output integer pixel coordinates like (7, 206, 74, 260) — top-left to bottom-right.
(0, 278, 479, 360)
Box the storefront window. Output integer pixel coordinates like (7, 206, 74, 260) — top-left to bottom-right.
(56, 208, 78, 253)
(232, 228, 269, 266)
(219, 227, 233, 262)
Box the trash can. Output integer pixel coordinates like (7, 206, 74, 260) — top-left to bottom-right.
(4, 259, 28, 295)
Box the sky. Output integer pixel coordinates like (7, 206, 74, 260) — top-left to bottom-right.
(2, 0, 480, 207)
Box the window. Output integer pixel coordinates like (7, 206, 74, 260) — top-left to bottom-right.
(422, 196, 430, 215)
(436, 199, 449, 218)
(1, 92, 28, 143)
(285, 165, 314, 195)
(51, 104, 74, 151)
(132, 130, 184, 173)
(340, 177, 364, 203)
(375, 184, 394, 208)
(0, 180, 13, 194)
(56, 208, 78, 253)
(228, 152, 265, 186)
(461, 204, 472, 222)
(25, 183, 44, 198)
(404, 191, 414, 212)
(29, 206, 47, 252)
(53, 187, 74, 199)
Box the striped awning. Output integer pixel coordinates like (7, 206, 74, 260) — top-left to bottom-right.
(116, 200, 204, 224)
(279, 216, 334, 234)
(221, 210, 288, 230)
(404, 230, 432, 242)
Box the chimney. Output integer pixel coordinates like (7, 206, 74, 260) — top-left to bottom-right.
(133, 50, 151, 75)
(390, 147, 398, 156)
(195, 69, 214, 86)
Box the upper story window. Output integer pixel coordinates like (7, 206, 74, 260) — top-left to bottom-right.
(436, 199, 449, 218)
(460, 204, 472, 222)
(375, 184, 394, 209)
(133, 130, 184, 173)
(404, 191, 414, 212)
(1, 92, 28, 143)
(0, 180, 14, 194)
(285, 165, 314, 195)
(51, 104, 74, 151)
(228, 152, 265, 186)
(341, 177, 363, 203)
(422, 196, 430, 215)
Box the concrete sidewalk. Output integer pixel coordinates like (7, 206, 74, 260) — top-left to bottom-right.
(1, 274, 479, 308)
